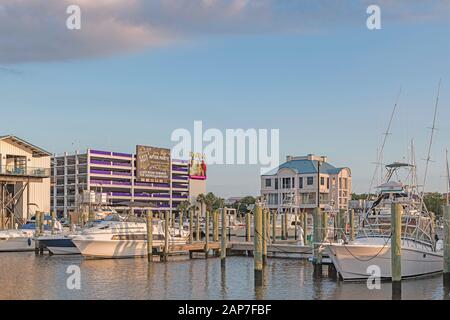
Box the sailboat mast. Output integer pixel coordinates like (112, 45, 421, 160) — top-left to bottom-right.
(421, 79, 442, 208)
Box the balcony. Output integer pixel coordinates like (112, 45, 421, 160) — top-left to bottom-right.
(0, 165, 51, 178)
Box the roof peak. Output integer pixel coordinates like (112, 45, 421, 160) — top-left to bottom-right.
(286, 154, 328, 163)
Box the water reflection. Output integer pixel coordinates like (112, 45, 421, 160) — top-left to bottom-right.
(0, 253, 446, 300)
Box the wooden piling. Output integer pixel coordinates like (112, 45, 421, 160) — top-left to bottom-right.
(322, 210, 328, 242)
(205, 210, 210, 258)
(262, 208, 267, 264)
(281, 213, 285, 240)
(391, 203, 402, 284)
(254, 203, 263, 274)
(303, 212, 308, 245)
(196, 207, 200, 242)
(272, 211, 276, 243)
(213, 211, 219, 242)
(35, 211, 40, 237)
(295, 211, 298, 240)
(147, 210, 153, 263)
(39, 211, 45, 236)
(189, 207, 194, 244)
(443, 205, 450, 284)
(246, 212, 251, 243)
(179, 210, 183, 236)
(284, 212, 289, 240)
(51, 211, 56, 235)
(164, 210, 169, 262)
(313, 207, 323, 276)
(349, 209, 355, 242)
(266, 210, 271, 245)
(221, 208, 227, 266)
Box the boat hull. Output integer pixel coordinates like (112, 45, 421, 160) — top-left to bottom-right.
(38, 238, 80, 255)
(0, 237, 35, 252)
(326, 242, 443, 281)
(72, 238, 188, 259)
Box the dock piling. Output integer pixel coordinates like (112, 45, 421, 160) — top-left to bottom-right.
(254, 203, 263, 281)
(221, 208, 227, 267)
(246, 212, 251, 243)
(262, 208, 267, 264)
(313, 207, 323, 277)
(51, 211, 56, 235)
(147, 210, 153, 263)
(350, 209, 355, 242)
(391, 203, 402, 298)
(205, 209, 210, 258)
(213, 211, 219, 242)
(189, 207, 194, 244)
(164, 210, 169, 262)
(272, 211, 276, 243)
(196, 207, 200, 242)
(303, 212, 308, 245)
(322, 210, 328, 242)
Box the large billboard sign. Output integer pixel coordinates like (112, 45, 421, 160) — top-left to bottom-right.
(189, 152, 207, 180)
(136, 145, 171, 183)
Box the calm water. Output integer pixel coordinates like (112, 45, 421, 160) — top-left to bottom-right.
(0, 252, 449, 300)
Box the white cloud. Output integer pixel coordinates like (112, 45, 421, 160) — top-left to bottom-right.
(1, 0, 449, 65)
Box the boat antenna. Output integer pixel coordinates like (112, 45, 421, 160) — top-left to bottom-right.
(366, 87, 402, 200)
(421, 79, 442, 210)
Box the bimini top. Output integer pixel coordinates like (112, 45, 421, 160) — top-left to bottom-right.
(262, 158, 348, 176)
(0, 135, 51, 158)
(385, 162, 414, 169)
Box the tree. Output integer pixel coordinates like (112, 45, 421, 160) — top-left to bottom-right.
(423, 192, 445, 217)
(233, 196, 256, 215)
(177, 200, 190, 221)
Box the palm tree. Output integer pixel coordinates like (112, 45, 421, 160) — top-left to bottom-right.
(177, 200, 190, 234)
(204, 192, 217, 216)
(197, 194, 207, 218)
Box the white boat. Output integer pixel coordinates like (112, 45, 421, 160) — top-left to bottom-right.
(0, 228, 35, 252)
(37, 216, 122, 255)
(0, 217, 63, 252)
(325, 162, 443, 281)
(72, 216, 189, 259)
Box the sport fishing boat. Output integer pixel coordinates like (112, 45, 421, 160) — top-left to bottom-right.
(0, 216, 63, 252)
(72, 215, 189, 259)
(325, 162, 443, 281)
(37, 218, 110, 255)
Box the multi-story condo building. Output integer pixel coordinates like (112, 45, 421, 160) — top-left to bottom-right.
(261, 154, 351, 213)
(51, 148, 206, 217)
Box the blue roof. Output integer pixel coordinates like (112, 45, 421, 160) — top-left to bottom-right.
(262, 159, 345, 176)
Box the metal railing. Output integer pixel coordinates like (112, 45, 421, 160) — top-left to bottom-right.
(0, 165, 51, 178)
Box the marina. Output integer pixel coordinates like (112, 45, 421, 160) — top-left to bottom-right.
(2, 1, 450, 306)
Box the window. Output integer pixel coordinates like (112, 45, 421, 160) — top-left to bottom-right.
(282, 177, 291, 189)
(327, 178, 330, 189)
(275, 179, 279, 190)
(299, 177, 303, 189)
(320, 177, 325, 186)
(292, 177, 295, 188)
(307, 177, 314, 185)
(268, 194, 278, 205)
(265, 179, 272, 187)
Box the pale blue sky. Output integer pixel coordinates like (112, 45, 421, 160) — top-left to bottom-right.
(1, 1, 449, 197)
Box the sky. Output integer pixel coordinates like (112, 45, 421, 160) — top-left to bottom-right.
(1, 0, 450, 197)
